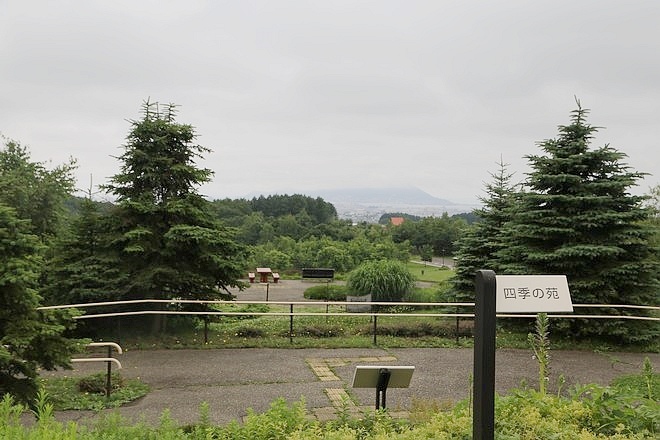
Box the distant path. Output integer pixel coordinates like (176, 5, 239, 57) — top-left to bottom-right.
(410, 257, 454, 268)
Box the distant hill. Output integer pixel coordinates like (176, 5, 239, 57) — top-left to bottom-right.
(241, 187, 478, 222)
(310, 187, 456, 206)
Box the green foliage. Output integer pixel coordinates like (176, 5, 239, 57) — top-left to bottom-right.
(217, 303, 271, 321)
(528, 313, 551, 395)
(295, 323, 347, 338)
(369, 321, 453, 337)
(215, 397, 311, 439)
(403, 287, 443, 303)
(0, 204, 83, 405)
(249, 194, 337, 224)
(418, 244, 433, 262)
(451, 158, 517, 302)
(42, 197, 123, 307)
(0, 137, 76, 240)
(250, 233, 411, 274)
(390, 212, 467, 256)
(610, 358, 659, 401)
(102, 100, 248, 331)
(77, 372, 124, 394)
(347, 260, 415, 301)
(41, 373, 149, 411)
(406, 261, 454, 283)
(303, 284, 348, 301)
(573, 375, 659, 436)
(378, 212, 422, 224)
(499, 102, 659, 342)
(2, 383, 657, 439)
(212, 195, 339, 246)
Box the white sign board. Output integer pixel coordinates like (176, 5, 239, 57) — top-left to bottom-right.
(495, 275, 573, 313)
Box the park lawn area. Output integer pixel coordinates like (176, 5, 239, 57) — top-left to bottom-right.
(407, 260, 454, 283)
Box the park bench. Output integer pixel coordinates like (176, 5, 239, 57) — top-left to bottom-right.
(301, 268, 335, 280)
(272, 272, 280, 283)
(248, 272, 255, 283)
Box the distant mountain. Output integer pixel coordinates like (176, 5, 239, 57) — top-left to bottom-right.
(310, 187, 456, 206)
(240, 187, 478, 222)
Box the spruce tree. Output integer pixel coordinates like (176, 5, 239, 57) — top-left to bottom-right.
(0, 205, 81, 404)
(42, 198, 123, 307)
(450, 159, 517, 301)
(499, 103, 659, 343)
(105, 101, 247, 331)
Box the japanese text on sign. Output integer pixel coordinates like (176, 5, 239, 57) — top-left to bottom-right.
(502, 287, 560, 300)
(495, 275, 573, 313)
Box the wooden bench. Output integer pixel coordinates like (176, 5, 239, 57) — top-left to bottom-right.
(272, 272, 280, 283)
(301, 268, 335, 280)
(248, 272, 255, 283)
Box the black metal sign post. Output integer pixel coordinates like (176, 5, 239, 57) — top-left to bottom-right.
(473, 269, 497, 440)
(375, 368, 391, 410)
(352, 365, 414, 411)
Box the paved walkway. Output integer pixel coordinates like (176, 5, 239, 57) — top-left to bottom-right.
(42, 347, 658, 427)
(36, 281, 659, 427)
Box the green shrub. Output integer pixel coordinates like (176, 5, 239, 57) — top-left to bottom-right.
(303, 284, 348, 301)
(218, 303, 271, 321)
(574, 358, 659, 436)
(42, 372, 149, 411)
(295, 324, 347, 338)
(403, 287, 441, 303)
(610, 358, 659, 400)
(234, 327, 265, 337)
(77, 372, 124, 394)
(347, 260, 415, 302)
(364, 321, 452, 337)
(213, 397, 311, 439)
(1, 387, 657, 439)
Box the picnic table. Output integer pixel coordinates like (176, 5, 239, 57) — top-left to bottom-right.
(256, 267, 271, 283)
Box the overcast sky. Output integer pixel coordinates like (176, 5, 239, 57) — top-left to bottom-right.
(2, 1, 659, 204)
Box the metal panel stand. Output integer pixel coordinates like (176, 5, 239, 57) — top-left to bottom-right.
(375, 368, 391, 410)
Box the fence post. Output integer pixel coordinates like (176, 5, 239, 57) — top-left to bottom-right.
(105, 345, 112, 398)
(289, 304, 294, 344)
(455, 306, 460, 345)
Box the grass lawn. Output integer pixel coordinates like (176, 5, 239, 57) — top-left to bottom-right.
(407, 260, 454, 283)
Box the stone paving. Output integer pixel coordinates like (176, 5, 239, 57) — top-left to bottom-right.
(305, 354, 405, 421)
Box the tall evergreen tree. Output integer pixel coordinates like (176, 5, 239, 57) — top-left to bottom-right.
(0, 204, 82, 404)
(499, 103, 658, 342)
(104, 101, 247, 331)
(0, 137, 76, 241)
(450, 159, 518, 301)
(645, 185, 660, 255)
(42, 197, 122, 307)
